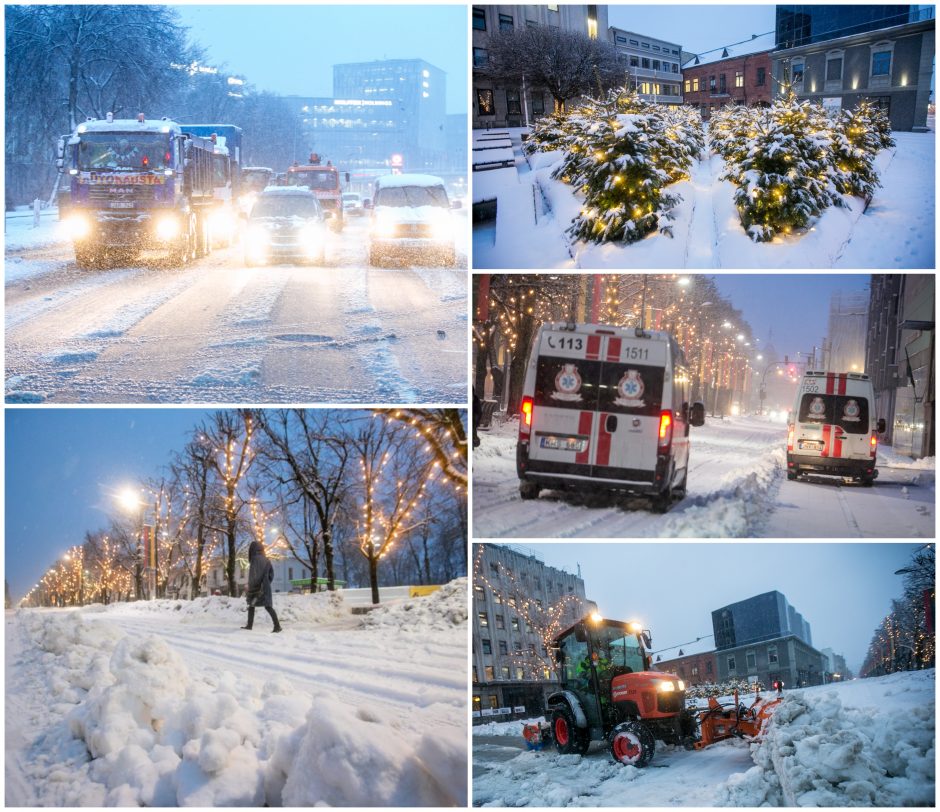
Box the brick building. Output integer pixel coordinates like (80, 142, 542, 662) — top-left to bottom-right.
(682, 50, 773, 119)
(655, 649, 718, 685)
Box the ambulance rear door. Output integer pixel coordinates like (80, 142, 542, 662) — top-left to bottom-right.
(795, 374, 872, 461)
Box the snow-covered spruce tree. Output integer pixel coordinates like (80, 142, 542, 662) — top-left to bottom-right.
(523, 111, 577, 157)
(550, 87, 688, 243)
(709, 103, 759, 162)
(722, 92, 842, 242)
(855, 99, 896, 151)
(830, 108, 882, 200)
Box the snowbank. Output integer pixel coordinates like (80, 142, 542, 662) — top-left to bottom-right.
(473, 717, 545, 737)
(359, 577, 468, 631)
(717, 670, 935, 807)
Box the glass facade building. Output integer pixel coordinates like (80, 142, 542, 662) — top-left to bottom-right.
(776, 5, 935, 49)
(712, 590, 812, 650)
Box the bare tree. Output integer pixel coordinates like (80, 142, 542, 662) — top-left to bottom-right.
(482, 26, 624, 114)
(373, 409, 468, 488)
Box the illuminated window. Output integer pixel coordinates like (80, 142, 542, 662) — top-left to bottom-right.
(735, 71, 744, 88)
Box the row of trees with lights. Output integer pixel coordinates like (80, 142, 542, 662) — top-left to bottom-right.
(474, 274, 756, 417)
(5, 5, 305, 207)
(711, 92, 895, 242)
(19, 409, 467, 609)
(859, 546, 935, 677)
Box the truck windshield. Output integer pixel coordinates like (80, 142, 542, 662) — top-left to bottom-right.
(798, 393, 870, 434)
(374, 185, 449, 208)
(288, 170, 337, 191)
(77, 133, 172, 171)
(242, 169, 273, 192)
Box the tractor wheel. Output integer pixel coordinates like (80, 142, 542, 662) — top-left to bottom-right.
(609, 721, 656, 767)
(519, 480, 541, 501)
(552, 707, 589, 756)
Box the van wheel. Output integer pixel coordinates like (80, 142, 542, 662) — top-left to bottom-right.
(860, 476, 874, 487)
(673, 471, 688, 499)
(651, 485, 672, 514)
(519, 481, 541, 500)
(787, 471, 798, 481)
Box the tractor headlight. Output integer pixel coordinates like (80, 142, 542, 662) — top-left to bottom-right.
(154, 215, 180, 241)
(677, 680, 686, 692)
(656, 680, 676, 693)
(60, 213, 91, 240)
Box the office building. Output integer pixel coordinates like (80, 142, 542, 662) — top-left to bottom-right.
(713, 590, 826, 688)
(472, 4, 609, 128)
(472, 544, 592, 720)
(865, 275, 935, 458)
(772, 5, 935, 131)
(610, 27, 683, 104)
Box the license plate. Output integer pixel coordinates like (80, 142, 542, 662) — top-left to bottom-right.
(109, 200, 134, 209)
(799, 440, 823, 451)
(540, 436, 587, 452)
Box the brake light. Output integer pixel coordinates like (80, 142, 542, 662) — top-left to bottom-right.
(787, 424, 794, 452)
(520, 396, 534, 439)
(658, 410, 673, 449)
(870, 433, 878, 457)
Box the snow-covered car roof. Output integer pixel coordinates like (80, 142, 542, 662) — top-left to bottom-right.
(374, 173, 447, 188)
(74, 119, 181, 135)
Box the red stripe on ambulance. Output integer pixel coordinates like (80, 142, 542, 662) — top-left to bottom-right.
(825, 374, 835, 395)
(832, 427, 843, 458)
(821, 424, 831, 457)
(575, 411, 593, 464)
(607, 338, 622, 362)
(596, 413, 612, 467)
(586, 335, 601, 360)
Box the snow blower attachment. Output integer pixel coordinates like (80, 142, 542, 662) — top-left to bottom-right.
(539, 613, 781, 768)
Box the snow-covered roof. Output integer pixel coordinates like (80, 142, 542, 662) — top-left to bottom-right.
(682, 32, 775, 69)
(374, 173, 446, 188)
(74, 118, 181, 135)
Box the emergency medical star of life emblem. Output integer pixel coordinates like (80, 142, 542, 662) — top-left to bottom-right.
(809, 396, 826, 418)
(842, 399, 861, 422)
(552, 363, 583, 402)
(615, 369, 645, 407)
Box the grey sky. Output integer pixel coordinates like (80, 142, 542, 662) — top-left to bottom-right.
(495, 542, 924, 674)
(173, 4, 468, 114)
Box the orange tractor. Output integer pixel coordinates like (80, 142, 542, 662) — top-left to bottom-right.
(541, 613, 782, 767)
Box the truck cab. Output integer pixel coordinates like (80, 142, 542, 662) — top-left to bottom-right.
(286, 158, 343, 231)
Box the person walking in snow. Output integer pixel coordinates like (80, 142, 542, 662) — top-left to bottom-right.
(241, 541, 282, 633)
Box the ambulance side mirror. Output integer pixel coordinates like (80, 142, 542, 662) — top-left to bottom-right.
(877, 418, 886, 434)
(689, 402, 705, 427)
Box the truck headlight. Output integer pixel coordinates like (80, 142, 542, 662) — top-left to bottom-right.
(61, 213, 91, 240)
(154, 215, 180, 241)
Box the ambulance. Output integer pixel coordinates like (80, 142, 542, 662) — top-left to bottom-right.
(786, 371, 885, 485)
(515, 323, 705, 512)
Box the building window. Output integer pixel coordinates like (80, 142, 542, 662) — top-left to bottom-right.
(653, 45, 660, 51)
(514, 641, 522, 652)
(511, 617, 520, 631)
(474, 586, 484, 603)
(495, 614, 505, 629)
(489, 695, 498, 709)
(508, 595, 517, 608)
(473, 48, 488, 68)
(756, 67, 766, 86)
(477, 89, 494, 116)
(478, 611, 489, 626)
(473, 694, 481, 709)
(616, 35, 626, 43)
(498, 13, 513, 31)
(493, 592, 502, 605)
(684, 78, 691, 93)
(691, 665, 699, 676)
(482, 638, 491, 654)
(500, 665, 510, 680)
(473, 667, 478, 683)
(506, 89, 522, 116)
(484, 665, 495, 680)
(498, 640, 508, 655)
(642, 42, 650, 49)
(629, 39, 639, 46)
(709, 75, 716, 92)
(472, 6, 486, 30)
(529, 643, 536, 654)
(531, 93, 544, 115)
(489, 562, 498, 576)
(719, 73, 726, 93)
(587, 4, 598, 39)
(692, 77, 700, 92)
(871, 50, 891, 77)
(630, 56, 639, 68)
(792, 60, 804, 85)
(746, 652, 757, 670)
(672, 63, 679, 73)
(515, 667, 525, 679)
(652, 60, 660, 71)
(768, 646, 778, 664)
(735, 71, 744, 88)
(728, 655, 736, 672)
(642, 58, 650, 69)
(826, 57, 843, 81)
(706, 660, 713, 674)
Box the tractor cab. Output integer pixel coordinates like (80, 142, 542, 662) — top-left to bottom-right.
(547, 613, 693, 767)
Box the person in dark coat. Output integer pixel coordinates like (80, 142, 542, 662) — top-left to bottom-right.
(241, 541, 282, 633)
(472, 387, 482, 448)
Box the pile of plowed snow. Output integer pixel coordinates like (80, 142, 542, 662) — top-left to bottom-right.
(359, 578, 468, 631)
(717, 670, 935, 806)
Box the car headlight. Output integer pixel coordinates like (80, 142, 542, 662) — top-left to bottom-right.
(429, 216, 453, 241)
(245, 224, 270, 255)
(372, 216, 397, 238)
(154, 215, 180, 241)
(60, 213, 91, 240)
(300, 224, 323, 255)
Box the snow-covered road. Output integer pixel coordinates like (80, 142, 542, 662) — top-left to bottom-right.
(472, 670, 935, 807)
(5, 215, 468, 403)
(472, 415, 935, 538)
(5, 585, 468, 806)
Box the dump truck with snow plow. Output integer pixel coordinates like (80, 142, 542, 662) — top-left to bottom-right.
(543, 613, 782, 767)
(57, 114, 218, 268)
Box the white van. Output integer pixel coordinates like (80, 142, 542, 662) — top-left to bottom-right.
(786, 371, 885, 485)
(516, 323, 705, 512)
(368, 173, 460, 266)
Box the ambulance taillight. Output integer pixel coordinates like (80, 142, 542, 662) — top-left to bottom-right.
(520, 397, 534, 438)
(787, 424, 794, 452)
(658, 410, 673, 450)
(869, 433, 878, 457)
